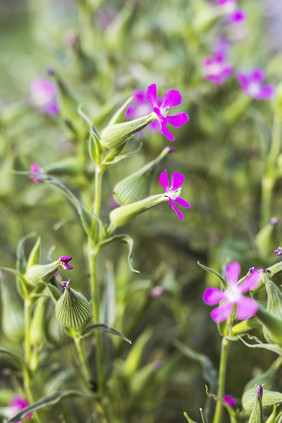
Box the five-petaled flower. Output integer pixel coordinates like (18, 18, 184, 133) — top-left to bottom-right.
(29, 163, 45, 184)
(237, 69, 275, 100)
(30, 77, 59, 115)
(203, 53, 233, 85)
(159, 169, 191, 220)
(146, 83, 189, 141)
(59, 256, 73, 270)
(8, 395, 32, 422)
(203, 261, 261, 322)
(217, 0, 246, 23)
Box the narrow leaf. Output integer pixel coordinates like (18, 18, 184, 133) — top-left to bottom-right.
(238, 334, 282, 355)
(0, 347, 31, 375)
(98, 234, 139, 273)
(197, 261, 227, 287)
(82, 323, 131, 344)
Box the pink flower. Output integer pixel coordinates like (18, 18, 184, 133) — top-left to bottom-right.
(203, 262, 261, 323)
(223, 394, 236, 407)
(29, 163, 45, 183)
(217, 0, 246, 23)
(59, 256, 73, 270)
(203, 53, 233, 85)
(149, 285, 165, 298)
(8, 395, 32, 422)
(125, 89, 160, 133)
(30, 77, 59, 115)
(146, 84, 189, 141)
(275, 246, 282, 256)
(159, 169, 191, 220)
(237, 69, 275, 100)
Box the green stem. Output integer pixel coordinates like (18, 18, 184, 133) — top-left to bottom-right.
(268, 115, 282, 166)
(213, 337, 230, 423)
(24, 299, 32, 365)
(74, 335, 92, 381)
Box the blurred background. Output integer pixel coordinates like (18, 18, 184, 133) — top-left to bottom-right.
(0, 0, 282, 422)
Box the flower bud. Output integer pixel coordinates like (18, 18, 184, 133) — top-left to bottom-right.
(261, 276, 282, 344)
(0, 275, 24, 341)
(248, 385, 264, 423)
(109, 194, 165, 227)
(55, 281, 90, 328)
(114, 147, 172, 205)
(24, 257, 72, 286)
(101, 113, 156, 150)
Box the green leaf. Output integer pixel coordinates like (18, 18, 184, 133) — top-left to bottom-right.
(184, 412, 198, 423)
(174, 340, 217, 392)
(41, 280, 62, 302)
(98, 234, 139, 273)
(82, 323, 131, 344)
(16, 232, 36, 274)
(238, 334, 282, 355)
(26, 237, 41, 269)
(0, 347, 31, 375)
(197, 261, 227, 287)
(101, 142, 142, 168)
(7, 390, 97, 422)
(108, 96, 133, 126)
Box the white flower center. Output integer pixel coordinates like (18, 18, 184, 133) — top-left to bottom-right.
(167, 187, 182, 200)
(225, 285, 241, 303)
(206, 63, 223, 76)
(247, 82, 260, 97)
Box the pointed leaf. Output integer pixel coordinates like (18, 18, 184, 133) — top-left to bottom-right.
(16, 232, 36, 274)
(238, 334, 282, 355)
(41, 280, 62, 302)
(197, 261, 227, 287)
(26, 237, 41, 269)
(101, 142, 142, 168)
(98, 234, 139, 273)
(7, 390, 97, 422)
(0, 347, 31, 375)
(82, 323, 131, 344)
(108, 96, 133, 126)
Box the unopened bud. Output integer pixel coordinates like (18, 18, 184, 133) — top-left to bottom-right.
(55, 281, 90, 328)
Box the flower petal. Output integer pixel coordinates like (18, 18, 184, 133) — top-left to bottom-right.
(170, 172, 185, 190)
(159, 169, 170, 192)
(146, 84, 158, 107)
(167, 113, 189, 127)
(239, 270, 261, 293)
(175, 197, 191, 208)
(251, 68, 265, 83)
(236, 296, 258, 320)
(210, 301, 233, 323)
(203, 287, 226, 305)
(168, 197, 184, 220)
(228, 9, 246, 23)
(160, 122, 175, 141)
(237, 71, 250, 89)
(161, 90, 182, 109)
(226, 262, 241, 285)
(256, 84, 276, 100)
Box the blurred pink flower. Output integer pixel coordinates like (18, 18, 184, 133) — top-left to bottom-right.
(29, 163, 45, 184)
(203, 53, 233, 85)
(159, 169, 191, 220)
(217, 0, 246, 23)
(149, 285, 165, 298)
(237, 69, 275, 100)
(203, 262, 261, 322)
(8, 395, 32, 422)
(30, 77, 59, 115)
(125, 89, 160, 134)
(274, 246, 282, 256)
(223, 394, 236, 407)
(146, 84, 189, 141)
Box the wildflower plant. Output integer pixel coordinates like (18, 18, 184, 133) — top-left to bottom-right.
(1, 1, 282, 422)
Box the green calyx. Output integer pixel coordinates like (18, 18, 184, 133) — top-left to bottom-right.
(109, 194, 166, 227)
(55, 286, 90, 329)
(101, 113, 156, 150)
(113, 146, 173, 205)
(24, 261, 61, 286)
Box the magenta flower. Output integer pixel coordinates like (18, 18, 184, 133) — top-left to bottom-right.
(125, 89, 160, 133)
(203, 262, 261, 323)
(223, 394, 236, 407)
(237, 69, 275, 100)
(8, 395, 32, 422)
(30, 77, 59, 115)
(217, 0, 246, 23)
(149, 285, 165, 298)
(203, 53, 233, 85)
(146, 84, 189, 141)
(159, 169, 191, 220)
(274, 246, 282, 256)
(61, 278, 71, 290)
(59, 256, 73, 270)
(29, 163, 45, 184)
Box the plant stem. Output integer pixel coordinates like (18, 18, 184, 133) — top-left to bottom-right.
(213, 337, 230, 423)
(74, 335, 92, 381)
(24, 299, 32, 365)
